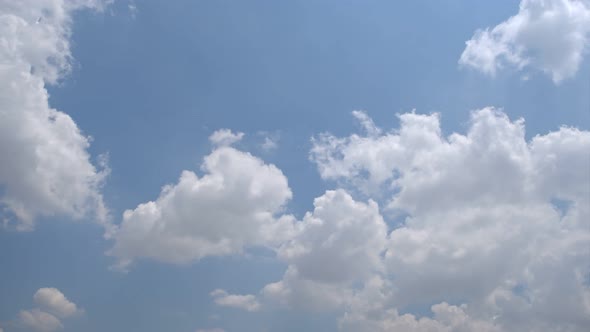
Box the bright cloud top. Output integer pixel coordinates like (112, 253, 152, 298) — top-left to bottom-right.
(459, 0, 590, 83)
(0, 0, 110, 231)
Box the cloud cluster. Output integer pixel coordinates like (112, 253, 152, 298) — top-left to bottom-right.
(306, 108, 590, 331)
(0, 0, 110, 231)
(459, 0, 590, 83)
(18, 288, 82, 332)
(108, 108, 589, 331)
(106, 105, 589, 332)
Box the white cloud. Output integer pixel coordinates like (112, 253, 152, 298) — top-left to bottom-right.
(0, 0, 111, 231)
(18, 309, 62, 332)
(33, 288, 82, 319)
(210, 289, 260, 312)
(340, 302, 501, 332)
(16, 288, 81, 332)
(110, 146, 295, 268)
(209, 129, 244, 147)
(261, 136, 278, 151)
(308, 108, 590, 331)
(278, 190, 387, 284)
(459, 0, 590, 83)
(261, 189, 388, 311)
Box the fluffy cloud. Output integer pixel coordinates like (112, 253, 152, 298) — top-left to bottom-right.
(262, 189, 388, 311)
(277, 190, 387, 284)
(18, 309, 62, 332)
(110, 146, 295, 268)
(0, 0, 110, 231)
(209, 129, 244, 147)
(17, 288, 81, 332)
(210, 289, 261, 312)
(33, 288, 82, 319)
(308, 108, 590, 331)
(459, 0, 590, 83)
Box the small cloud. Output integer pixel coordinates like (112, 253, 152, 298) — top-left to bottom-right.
(210, 289, 261, 312)
(261, 136, 278, 151)
(15, 288, 83, 332)
(209, 129, 244, 147)
(257, 131, 280, 152)
(128, 1, 137, 19)
(18, 309, 63, 332)
(34, 288, 83, 318)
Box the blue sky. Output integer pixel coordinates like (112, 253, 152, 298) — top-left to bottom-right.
(1, 1, 589, 332)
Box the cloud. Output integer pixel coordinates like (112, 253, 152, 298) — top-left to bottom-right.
(17, 287, 82, 332)
(110, 146, 295, 268)
(459, 0, 590, 83)
(0, 0, 111, 231)
(340, 301, 501, 332)
(210, 289, 260, 312)
(261, 189, 388, 312)
(209, 129, 244, 147)
(261, 136, 279, 151)
(307, 108, 590, 331)
(33, 288, 82, 319)
(277, 190, 387, 284)
(18, 309, 63, 332)
(257, 130, 281, 152)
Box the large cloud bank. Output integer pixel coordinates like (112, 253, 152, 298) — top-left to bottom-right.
(0, 0, 110, 231)
(114, 109, 590, 331)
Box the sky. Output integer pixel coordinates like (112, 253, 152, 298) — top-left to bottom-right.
(0, 0, 589, 331)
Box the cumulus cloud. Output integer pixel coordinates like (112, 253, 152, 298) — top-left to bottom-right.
(210, 289, 260, 312)
(277, 190, 387, 284)
(307, 108, 590, 331)
(209, 129, 244, 147)
(459, 0, 590, 83)
(18, 309, 62, 332)
(17, 288, 82, 332)
(0, 0, 110, 231)
(110, 146, 295, 268)
(261, 189, 388, 311)
(33, 288, 82, 319)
